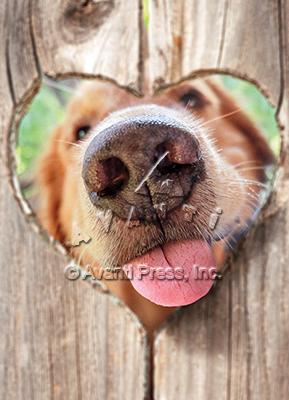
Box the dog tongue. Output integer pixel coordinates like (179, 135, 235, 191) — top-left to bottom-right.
(123, 240, 216, 307)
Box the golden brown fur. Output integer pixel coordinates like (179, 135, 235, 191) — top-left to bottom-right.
(38, 78, 274, 333)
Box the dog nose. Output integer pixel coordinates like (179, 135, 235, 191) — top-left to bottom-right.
(82, 113, 203, 222)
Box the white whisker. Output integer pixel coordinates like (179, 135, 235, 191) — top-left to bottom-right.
(200, 109, 241, 127)
(134, 151, 169, 192)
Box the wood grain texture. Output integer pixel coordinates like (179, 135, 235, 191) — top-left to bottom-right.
(9, 0, 143, 103)
(152, 1, 289, 399)
(154, 215, 289, 400)
(1, 0, 289, 399)
(0, 1, 149, 399)
(148, 0, 227, 86)
(148, 0, 281, 103)
(0, 195, 149, 400)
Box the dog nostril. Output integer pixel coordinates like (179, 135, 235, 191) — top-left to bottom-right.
(86, 156, 129, 198)
(155, 141, 198, 175)
(98, 157, 129, 197)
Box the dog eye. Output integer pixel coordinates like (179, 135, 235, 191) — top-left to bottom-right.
(179, 89, 204, 108)
(75, 125, 91, 141)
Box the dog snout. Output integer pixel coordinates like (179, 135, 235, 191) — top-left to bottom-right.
(82, 111, 204, 222)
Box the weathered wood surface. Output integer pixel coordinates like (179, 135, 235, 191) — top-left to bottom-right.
(0, 1, 149, 400)
(1, 0, 289, 399)
(32, 0, 143, 93)
(151, 1, 289, 399)
(148, 0, 281, 104)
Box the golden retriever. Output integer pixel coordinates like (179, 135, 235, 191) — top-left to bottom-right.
(38, 78, 274, 332)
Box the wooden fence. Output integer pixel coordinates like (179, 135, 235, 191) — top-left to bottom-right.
(0, 1, 288, 399)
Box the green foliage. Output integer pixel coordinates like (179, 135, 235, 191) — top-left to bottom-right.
(221, 75, 280, 155)
(17, 86, 67, 176)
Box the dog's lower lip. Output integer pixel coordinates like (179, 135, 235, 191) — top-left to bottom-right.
(126, 233, 213, 264)
(124, 215, 246, 263)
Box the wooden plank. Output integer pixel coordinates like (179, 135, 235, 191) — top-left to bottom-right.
(148, 0, 226, 86)
(32, 0, 143, 94)
(0, 195, 149, 400)
(154, 213, 289, 400)
(152, 1, 289, 399)
(0, 1, 149, 399)
(218, 0, 281, 104)
(0, 188, 149, 400)
(148, 0, 281, 103)
(154, 281, 231, 400)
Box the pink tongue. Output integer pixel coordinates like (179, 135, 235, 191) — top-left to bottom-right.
(123, 240, 216, 307)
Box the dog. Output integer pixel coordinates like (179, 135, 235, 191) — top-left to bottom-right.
(37, 78, 275, 332)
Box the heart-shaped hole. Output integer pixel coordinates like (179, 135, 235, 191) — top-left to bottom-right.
(15, 74, 280, 335)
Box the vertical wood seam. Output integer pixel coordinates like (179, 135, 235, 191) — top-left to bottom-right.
(244, 262, 251, 400)
(217, 0, 229, 68)
(138, 0, 145, 94)
(28, 0, 41, 78)
(276, 0, 285, 114)
(4, 0, 15, 105)
(47, 308, 55, 400)
(226, 274, 232, 400)
(73, 295, 83, 400)
(260, 238, 270, 400)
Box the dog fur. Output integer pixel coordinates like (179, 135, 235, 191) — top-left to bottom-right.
(37, 78, 275, 332)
